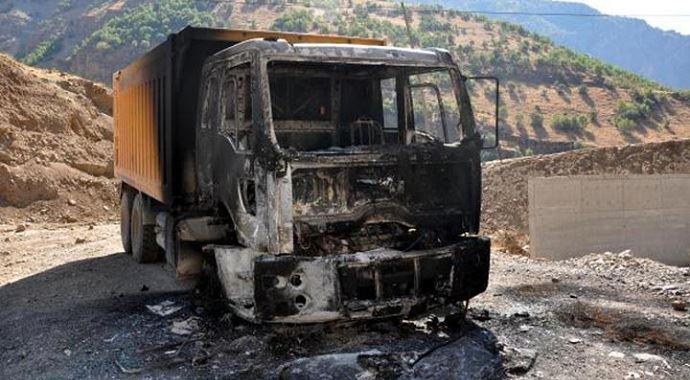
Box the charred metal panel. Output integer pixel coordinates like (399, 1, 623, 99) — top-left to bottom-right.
(176, 217, 229, 242)
(213, 246, 263, 320)
(195, 40, 483, 255)
(254, 256, 340, 321)
(451, 239, 491, 300)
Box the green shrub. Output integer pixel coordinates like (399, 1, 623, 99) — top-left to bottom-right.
(630, 88, 662, 109)
(530, 109, 544, 129)
(589, 111, 598, 124)
(551, 113, 588, 133)
(272, 10, 315, 32)
(613, 90, 662, 132)
(499, 104, 509, 120)
(419, 14, 453, 33)
(554, 80, 569, 95)
(483, 85, 494, 100)
(670, 90, 690, 102)
(95, 41, 110, 50)
(616, 100, 645, 121)
(58, 0, 73, 11)
(77, 0, 214, 55)
(615, 116, 636, 132)
(515, 113, 524, 126)
(21, 36, 62, 65)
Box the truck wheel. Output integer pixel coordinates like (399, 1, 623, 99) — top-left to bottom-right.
(120, 189, 135, 254)
(164, 216, 179, 268)
(131, 193, 159, 263)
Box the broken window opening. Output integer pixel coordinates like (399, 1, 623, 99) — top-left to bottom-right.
(266, 61, 463, 152)
(220, 63, 253, 151)
(381, 78, 400, 145)
(201, 72, 220, 130)
(220, 76, 236, 136)
(408, 71, 462, 143)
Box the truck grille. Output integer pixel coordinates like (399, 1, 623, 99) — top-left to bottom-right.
(338, 255, 452, 302)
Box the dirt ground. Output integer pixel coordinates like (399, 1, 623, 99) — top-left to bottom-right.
(1, 223, 688, 379)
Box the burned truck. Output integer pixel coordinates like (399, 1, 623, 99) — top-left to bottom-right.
(114, 27, 499, 323)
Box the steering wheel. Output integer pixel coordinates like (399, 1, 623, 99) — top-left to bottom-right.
(350, 117, 384, 145)
(413, 129, 440, 143)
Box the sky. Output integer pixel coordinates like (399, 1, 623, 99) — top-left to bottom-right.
(570, 0, 690, 35)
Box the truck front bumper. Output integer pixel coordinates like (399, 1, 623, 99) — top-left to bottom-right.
(211, 237, 490, 323)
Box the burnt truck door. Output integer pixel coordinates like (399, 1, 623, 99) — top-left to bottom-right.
(197, 61, 264, 248)
(405, 67, 483, 235)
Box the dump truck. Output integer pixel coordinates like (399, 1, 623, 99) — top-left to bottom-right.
(114, 27, 499, 323)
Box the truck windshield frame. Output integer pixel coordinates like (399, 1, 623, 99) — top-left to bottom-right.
(259, 57, 475, 153)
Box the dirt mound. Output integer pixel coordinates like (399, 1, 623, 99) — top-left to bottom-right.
(0, 54, 116, 224)
(481, 139, 690, 238)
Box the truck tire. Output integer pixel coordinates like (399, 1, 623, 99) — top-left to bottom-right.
(131, 193, 159, 263)
(120, 189, 135, 254)
(164, 216, 178, 268)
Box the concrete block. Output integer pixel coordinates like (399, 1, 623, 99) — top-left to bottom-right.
(661, 176, 690, 209)
(622, 177, 661, 210)
(580, 178, 623, 212)
(529, 175, 690, 266)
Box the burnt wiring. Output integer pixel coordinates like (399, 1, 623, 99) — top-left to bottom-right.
(409, 299, 471, 368)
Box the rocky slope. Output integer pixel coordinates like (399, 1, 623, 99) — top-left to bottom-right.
(0, 54, 116, 224)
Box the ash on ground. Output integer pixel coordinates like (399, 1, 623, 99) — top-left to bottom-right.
(1, 225, 689, 379)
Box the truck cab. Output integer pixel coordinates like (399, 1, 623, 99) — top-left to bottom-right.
(196, 40, 491, 322)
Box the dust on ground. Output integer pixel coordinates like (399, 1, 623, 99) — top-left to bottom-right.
(2, 224, 688, 379)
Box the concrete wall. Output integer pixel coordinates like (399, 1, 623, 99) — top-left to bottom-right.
(529, 175, 690, 266)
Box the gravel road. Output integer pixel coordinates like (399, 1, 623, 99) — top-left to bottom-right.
(1, 223, 689, 379)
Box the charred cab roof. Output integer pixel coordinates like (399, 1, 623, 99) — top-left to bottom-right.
(208, 38, 456, 67)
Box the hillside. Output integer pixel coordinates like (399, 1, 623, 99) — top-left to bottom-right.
(1, 0, 690, 157)
(415, 0, 690, 90)
(0, 54, 116, 224)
